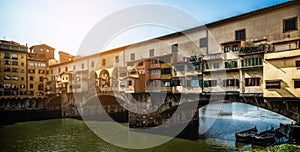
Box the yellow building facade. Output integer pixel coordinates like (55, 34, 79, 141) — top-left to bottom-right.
(0, 40, 28, 99)
(264, 49, 300, 98)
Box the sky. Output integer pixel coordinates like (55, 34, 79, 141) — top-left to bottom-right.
(0, 0, 290, 59)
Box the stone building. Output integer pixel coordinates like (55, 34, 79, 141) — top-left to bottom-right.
(58, 51, 76, 63)
(29, 44, 55, 60)
(0, 40, 55, 99)
(0, 40, 28, 98)
(27, 58, 48, 98)
(47, 1, 300, 101)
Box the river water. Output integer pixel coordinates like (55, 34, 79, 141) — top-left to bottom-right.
(0, 102, 294, 151)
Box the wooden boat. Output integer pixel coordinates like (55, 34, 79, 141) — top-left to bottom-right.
(235, 127, 258, 143)
(253, 128, 276, 146)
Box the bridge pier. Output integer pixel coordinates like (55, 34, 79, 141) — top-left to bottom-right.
(127, 93, 205, 139)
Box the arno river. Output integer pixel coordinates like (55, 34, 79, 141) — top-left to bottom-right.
(0, 102, 294, 151)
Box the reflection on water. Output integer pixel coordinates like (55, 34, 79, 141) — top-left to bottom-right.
(0, 102, 295, 151)
(199, 102, 294, 150)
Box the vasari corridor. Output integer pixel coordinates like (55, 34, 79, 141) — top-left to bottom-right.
(0, 0, 300, 151)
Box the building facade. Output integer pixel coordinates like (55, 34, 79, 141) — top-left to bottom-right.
(0, 40, 56, 99)
(0, 40, 28, 98)
(1, 1, 299, 101)
(45, 1, 300, 102)
(29, 44, 55, 61)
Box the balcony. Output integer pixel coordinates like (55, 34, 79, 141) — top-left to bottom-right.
(239, 44, 270, 56)
(203, 53, 223, 60)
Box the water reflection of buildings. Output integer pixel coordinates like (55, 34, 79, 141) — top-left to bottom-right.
(0, 1, 300, 102)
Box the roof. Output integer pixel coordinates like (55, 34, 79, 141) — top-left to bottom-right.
(206, 0, 300, 27)
(53, 0, 300, 65)
(96, 0, 300, 55)
(29, 44, 55, 50)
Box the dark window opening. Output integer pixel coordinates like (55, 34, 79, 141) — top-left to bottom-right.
(235, 29, 246, 40)
(294, 80, 300, 88)
(223, 79, 239, 87)
(296, 60, 300, 68)
(200, 37, 208, 48)
(102, 59, 106, 66)
(172, 44, 178, 53)
(130, 53, 135, 61)
(115, 56, 119, 63)
(204, 80, 217, 87)
(161, 68, 171, 74)
(224, 46, 231, 53)
(245, 78, 260, 86)
(283, 17, 298, 33)
(149, 49, 154, 57)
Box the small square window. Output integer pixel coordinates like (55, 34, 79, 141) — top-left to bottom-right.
(115, 56, 119, 63)
(149, 49, 154, 57)
(130, 53, 135, 61)
(102, 59, 106, 66)
(233, 45, 239, 51)
(295, 80, 300, 88)
(172, 44, 178, 53)
(200, 38, 208, 48)
(296, 60, 300, 68)
(40, 77, 44, 82)
(91, 61, 95, 67)
(283, 17, 298, 33)
(235, 29, 246, 41)
(224, 46, 231, 53)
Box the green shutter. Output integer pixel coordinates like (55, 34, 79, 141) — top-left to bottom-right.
(204, 80, 208, 87)
(235, 79, 240, 86)
(258, 58, 262, 65)
(199, 79, 203, 87)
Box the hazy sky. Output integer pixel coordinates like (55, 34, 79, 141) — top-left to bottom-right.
(0, 0, 289, 58)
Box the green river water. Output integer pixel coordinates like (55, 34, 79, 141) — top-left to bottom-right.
(0, 103, 295, 151)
